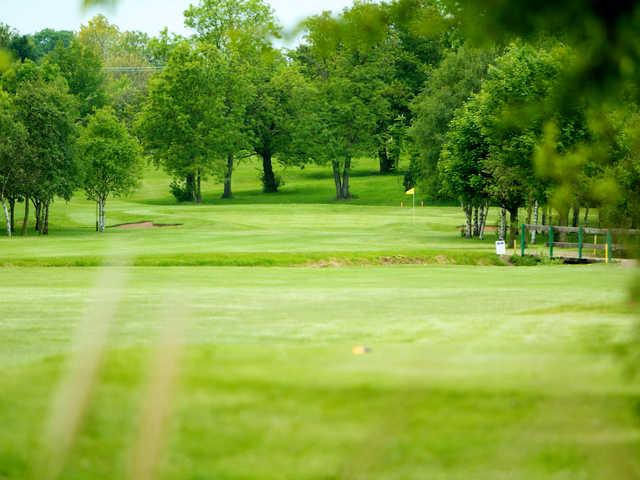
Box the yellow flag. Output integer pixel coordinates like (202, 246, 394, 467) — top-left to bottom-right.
(405, 188, 415, 195)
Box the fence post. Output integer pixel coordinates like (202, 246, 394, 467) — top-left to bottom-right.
(578, 226, 584, 259)
(549, 226, 554, 258)
(520, 224, 526, 257)
(607, 230, 613, 263)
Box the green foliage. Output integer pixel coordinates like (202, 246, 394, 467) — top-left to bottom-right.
(439, 96, 487, 206)
(184, 0, 281, 50)
(295, 6, 405, 199)
(12, 63, 78, 204)
(31, 29, 74, 59)
(0, 23, 36, 62)
(409, 44, 494, 196)
(76, 107, 142, 202)
(137, 40, 255, 201)
(0, 91, 28, 226)
(45, 39, 107, 118)
(479, 44, 571, 212)
(439, 42, 588, 239)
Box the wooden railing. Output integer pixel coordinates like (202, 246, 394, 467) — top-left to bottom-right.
(520, 224, 640, 262)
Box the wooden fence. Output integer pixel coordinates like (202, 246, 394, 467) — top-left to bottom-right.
(521, 224, 640, 262)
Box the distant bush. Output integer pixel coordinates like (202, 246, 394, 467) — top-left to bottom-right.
(170, 179, 195, 202)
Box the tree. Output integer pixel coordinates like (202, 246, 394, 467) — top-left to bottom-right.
(439, 96, 490, 239)
(78, 14, 120, 62)
(295, 11, 390, 200)
(137, 42, 212, 203)
(77, 15, 157, 124)
(184, 0, 280, 50)
(373, 0, 450, 175)
(245, 52, 318, 193)
(185, 0, 277, 199)
(408, 44, 494, 196)
(138, 41, 254, 202)
(11, 62, 78, 235)
(478, 43, 584, 240)
(31, 29, 74, 59)
(0, 91, 27, 237)
(76, 108, 142, 232)
(0, 24, 36, 62)
(46, 39, 107, 118)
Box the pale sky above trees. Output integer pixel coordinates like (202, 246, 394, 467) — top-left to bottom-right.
(1, 0, 353, 38)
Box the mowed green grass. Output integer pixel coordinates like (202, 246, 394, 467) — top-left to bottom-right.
(0, 157, 639, 479)
(0, 158, 503, 266)
(0, 266, 639, 479)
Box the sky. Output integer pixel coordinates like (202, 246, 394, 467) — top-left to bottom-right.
(0, 0, 354, 37)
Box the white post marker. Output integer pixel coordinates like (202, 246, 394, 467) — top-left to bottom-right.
(495, 240, 507, 255)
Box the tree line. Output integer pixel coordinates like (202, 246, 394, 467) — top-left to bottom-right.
(2, 0, 640, 239)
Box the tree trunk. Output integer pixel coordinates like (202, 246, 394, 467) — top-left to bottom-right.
(222, 154, 233, 199)
(185, 173, 196, 202)
(341, 157, 351, 199)
(33, 199, 41, 234)
(499, 208, 507, 241)
(572, 205, 580, 227)
(479, 204, 489, 240)
(9, 197, 15, 233)
(21, 195, 29, 236)
(99, 199, 103, 232)
(379, 146, 394, 174)
(583, 207, 590, 227)
(42, 201, 50, 235)
(261, 152, 278, 193)
(332, 161, 343, 200)
(473, 206, 480, 238)
(558, 208, 569, 241)
(531, 200, 539, 244)
(196, 170, 202, 203)
(1, 198, 11, 237)
(508, 207, 519, 244)
(463, 203, 472, 239)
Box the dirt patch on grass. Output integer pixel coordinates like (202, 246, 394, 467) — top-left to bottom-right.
(306, 255, 462, 268)
(110, 221, 183, 230)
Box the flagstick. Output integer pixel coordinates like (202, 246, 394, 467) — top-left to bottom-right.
(412, 192, 415, 225)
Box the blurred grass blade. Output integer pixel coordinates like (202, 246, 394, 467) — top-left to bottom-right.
(35, 263, 131, 480)
(129, 301, 186, 480)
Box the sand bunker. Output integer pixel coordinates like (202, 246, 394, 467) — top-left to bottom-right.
(110, 221, 182, 230)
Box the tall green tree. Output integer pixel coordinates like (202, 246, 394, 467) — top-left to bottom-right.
(296, 11, 390, 200)
(0, 91, 28, 237)
(185, 0, 277, 198)
(408, 44, 494, 196)
(479, 43, 584, 240)
(184, 0, 280, 50)
(138, 40, 254, 201)
(76, 108, 142, 232)
(245, 52, 319, 193)
(46, 39, 107, 118)
(31, 29, 74, 59)
(137, 41, 214, 203)
(11, 62, 78, 235)
(439, 96, 490, 239)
